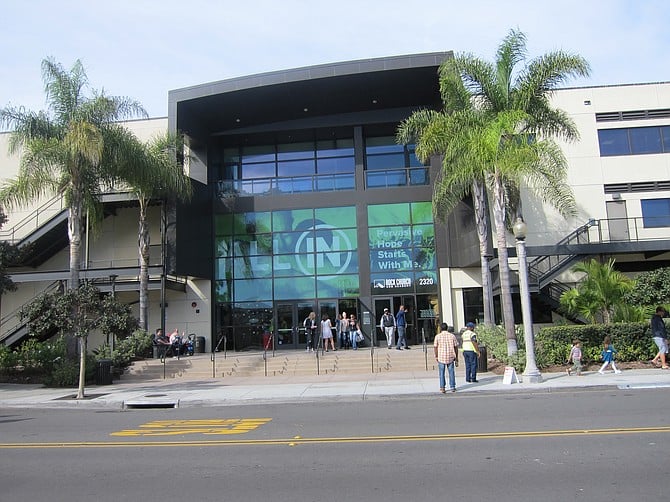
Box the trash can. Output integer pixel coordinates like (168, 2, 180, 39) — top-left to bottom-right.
(95, 359, 113, 385)
(196, 336, 206, 353)
(478, 346, 488, 372)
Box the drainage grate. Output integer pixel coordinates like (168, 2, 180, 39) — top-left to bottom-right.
(124, 394, 177, 409)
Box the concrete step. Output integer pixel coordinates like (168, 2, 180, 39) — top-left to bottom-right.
(119, 345, 465, 383)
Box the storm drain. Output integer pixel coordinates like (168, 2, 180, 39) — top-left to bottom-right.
(124, 394, 177, 409)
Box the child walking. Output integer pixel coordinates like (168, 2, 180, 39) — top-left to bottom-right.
(598, 336, 622, 374)
(566, 339, 582, 376)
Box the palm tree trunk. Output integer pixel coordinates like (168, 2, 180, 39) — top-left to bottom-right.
(138, 197, 150, 331)
(473, 181, 494, 326)
(67, 201, 83, 290)
(492, 173, 518, 355)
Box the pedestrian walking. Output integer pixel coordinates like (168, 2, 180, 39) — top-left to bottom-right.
(337, 312, 348, 349)
(566, 339, 582, 376)
(321, 313, 336, 352)
(598, 335, 621, 374)
(461, 322, 480, 383)
(380, 308, 396, 349)
(651, 306, 669, 369)
(304, 312, 317, 352)
(395, 305, 410, 350)
(434, 323, 459, 393)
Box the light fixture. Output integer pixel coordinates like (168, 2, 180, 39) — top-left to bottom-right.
(303, 107, 308, 112)
(512, 218, 527, 240)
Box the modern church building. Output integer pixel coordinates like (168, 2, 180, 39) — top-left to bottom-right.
(2, 52, 670, 353)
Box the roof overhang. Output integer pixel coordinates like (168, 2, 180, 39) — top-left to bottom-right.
(168, 52, 452, 142)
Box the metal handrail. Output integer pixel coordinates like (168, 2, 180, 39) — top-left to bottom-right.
(0, 280, 64, 345)
(0, 195, 67, 243)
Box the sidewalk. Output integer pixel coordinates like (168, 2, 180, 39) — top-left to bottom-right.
(1, 366, 669, 410)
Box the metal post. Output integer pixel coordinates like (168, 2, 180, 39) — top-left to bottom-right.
(513, 217, 542, 383)
(109, 274, 117, 352)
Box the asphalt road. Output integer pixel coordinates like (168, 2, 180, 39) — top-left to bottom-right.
(1, 387, 669, 501)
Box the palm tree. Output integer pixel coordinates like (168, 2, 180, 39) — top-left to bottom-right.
(126, 133, 192, 331)
(0, 58, 147, 398)
(398, 108, 496, 326)
(0, 58, 147, 289)
(435, 29, 589, 353)
(560, 258, 633, 323)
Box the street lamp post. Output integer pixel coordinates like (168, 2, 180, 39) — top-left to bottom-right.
(512, 217, 542, 383)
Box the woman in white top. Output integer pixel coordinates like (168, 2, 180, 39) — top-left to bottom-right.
(321, 313, 336, 352)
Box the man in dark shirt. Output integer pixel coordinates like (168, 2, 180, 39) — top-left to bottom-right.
(651, 306, 668, 369)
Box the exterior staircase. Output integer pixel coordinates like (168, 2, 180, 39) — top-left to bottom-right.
(120, 346, 440, 383)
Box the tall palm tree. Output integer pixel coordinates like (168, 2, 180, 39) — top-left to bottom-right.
(398, 108, 496, 326)
(126, 133, 192, 331)
(0, 58, 147, 399)
(0, 58, 147, 289)
(437, 29, 589, 354)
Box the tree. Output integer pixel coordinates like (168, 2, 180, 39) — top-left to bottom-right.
(624, 267, 670, 307)
(0, 58, 147, 397)
(0, 209, 19, 296)
(0, 58, 147, 290)
(398, 108, 495, 326)
(409, 29, 589, 354)
(125, 133, 192, 331)
(19, 282, 137, 398)
(559, 258, 633, 324)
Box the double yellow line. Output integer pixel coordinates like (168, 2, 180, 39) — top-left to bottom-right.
(1, 425, 670, 449)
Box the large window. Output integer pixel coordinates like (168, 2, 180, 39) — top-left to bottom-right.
(216, 137, 355, 196)
(215, 207, 360, 303)
(367, 201, 437, 294)
(365, 136, 428, 188)
(598, 126, 670, 156)
(641, 198, 670, 228)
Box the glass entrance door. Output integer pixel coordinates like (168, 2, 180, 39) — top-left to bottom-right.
(374, 297, 393, 346)
(276, 303, 296, 349)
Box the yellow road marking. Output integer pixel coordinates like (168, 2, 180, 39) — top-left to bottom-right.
(1, 425, 669, 449)
(111, 418, 272, 437)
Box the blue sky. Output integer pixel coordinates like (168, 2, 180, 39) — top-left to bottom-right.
(1, 0, 668, 118)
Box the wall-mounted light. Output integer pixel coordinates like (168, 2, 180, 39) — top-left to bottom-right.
(612, 193, 622, 200)
(583, 100, 591, 105)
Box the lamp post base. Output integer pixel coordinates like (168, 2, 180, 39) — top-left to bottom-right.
(522, 370, 543, 384)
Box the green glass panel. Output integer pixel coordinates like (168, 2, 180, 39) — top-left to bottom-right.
(272, 231, 312, 255)
(369, 225, 412, 249)
(273, 255, 315, 276)
(234, 256, 272, 278)
(317, 274, 359, 298)
(233, 212, 271, 235)
(215, 236, 233, 258)
(411, 201, 433, 224)
(214, 258, 233, 281)
(272, 209, 314, 232)
(412, 247, 437, 270)
(370, 247, 413, 272)
(215, 214, 234, 236)
(273, 276, 316, 300)
(368, 203, 410, 227)
(412, 224, 435, 246)
(233, 278, 272, 302)
(315, 206, 356, 227)
(215, 280, 232, 303)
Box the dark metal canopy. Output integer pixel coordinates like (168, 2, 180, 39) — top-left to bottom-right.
(168, 52, 452, 142)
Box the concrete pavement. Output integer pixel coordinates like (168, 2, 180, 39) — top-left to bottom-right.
(1, 364, 669, 410)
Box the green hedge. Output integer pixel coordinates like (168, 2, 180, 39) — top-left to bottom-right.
(475, 321, 659, 371)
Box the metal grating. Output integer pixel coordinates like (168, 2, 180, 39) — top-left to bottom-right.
(596, 109, 670, 122)
(604, 180, 670, 193)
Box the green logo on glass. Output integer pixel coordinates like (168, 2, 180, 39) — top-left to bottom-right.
(293, 224, 353, 280)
